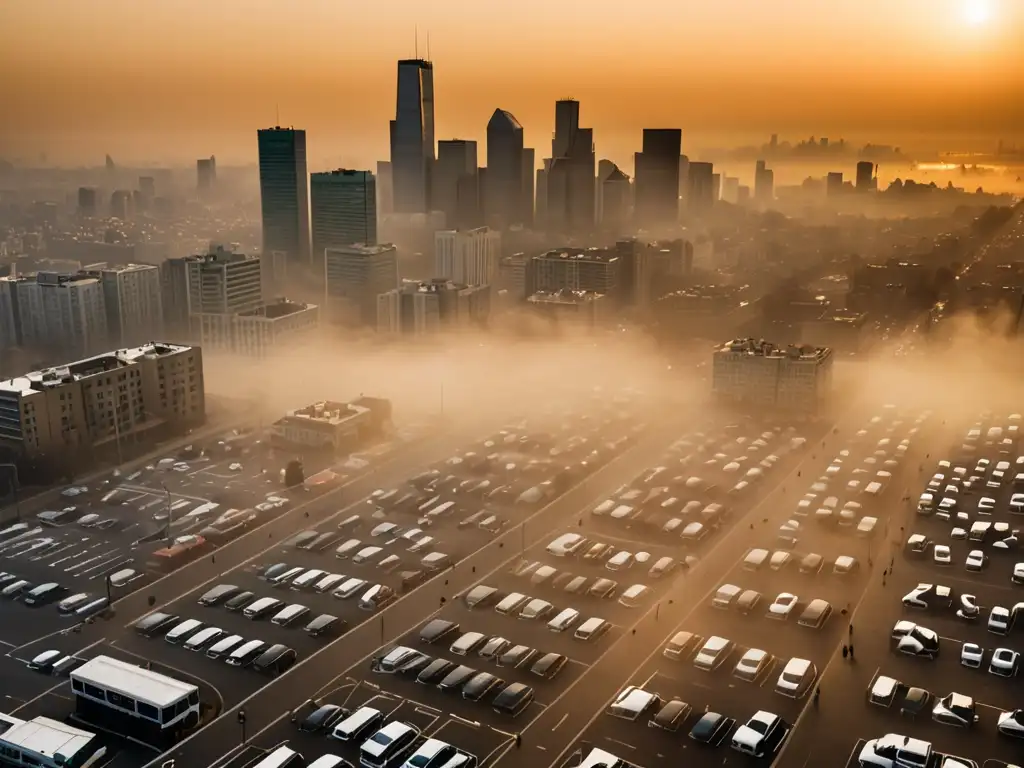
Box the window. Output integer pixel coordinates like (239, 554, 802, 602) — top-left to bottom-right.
(83, 682, 104, 699)
(161, 705, 175, 722)
(137, 702, 159, 720)
(107, 690, 136, 711)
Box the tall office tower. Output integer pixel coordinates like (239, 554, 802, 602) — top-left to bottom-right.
(86, 263, 164, 347)
(601, 167, 631, 232)
(597, 159, 616, 222)
(324, 244, 399, 326)
(78, 187, 97, 217)
(521, 148, 535, 226)
(109, 190, 132, 220)
(310, 170, 377, 264)
(485, 108, 526, 228)
(754, 159, 775, 204)
(721, 176, 740, 204)
(434, 227, 501, 287)
(390, 59, 435, 213)
(535, 161, 550, 225)
(435, 140, 479, 228)
(15, 272, 107, 357)
(826, 172, 844, 197)
(257, 127, 311, 267)
(686, 162, 716, 213)
(547, 100, 596, 233)
(197, 156, 217, 195)
(678, 155, 690, 210)
(160, 245, 264, 339)
(376, 161, 394, 215)
(856, 161, 875, 191)
(634, 129, 682, 228)
(711, 173, 721, 202)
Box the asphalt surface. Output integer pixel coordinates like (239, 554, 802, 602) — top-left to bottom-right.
(151, 415, 694, 768)
(777, 413, 1024, 768)
(481, 405, 937, 768)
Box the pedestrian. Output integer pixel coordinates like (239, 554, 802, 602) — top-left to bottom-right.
(882, 572, 887, 587)
(514, 733, 521, 749)
(849, 644, 855, 660)
(814, 687, 820, 706)
(842, 645, 848, 659)
(849, 623, 854, 639)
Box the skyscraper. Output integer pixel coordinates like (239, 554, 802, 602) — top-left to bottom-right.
(435, 140, 479, 229)
(754, 159, 775, 204)
(197, 156, 217, 195)
(390, 59, 435, 213)
(86, 263, 164, 347)
(601, 167, 631, 232)
(856, 161, 876, 191)
(485, 109, 525, 228)
(546, 100, 595, 233)
(521, 148, 535, 226)
(324, 244, 399, 326)
(257, 128, 311, 267)
(311, 170, 377, 263)
(686, 162, 716, 213)
(826, 172, 844, 197)
(634, 129, 682, 228)
(77, 187, 97, 217)
(434, 227, 501, 287)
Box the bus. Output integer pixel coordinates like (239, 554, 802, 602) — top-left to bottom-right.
(69, 655, 201, 746)
(146, 534, 206, 572)
(0, 712, 107, 768)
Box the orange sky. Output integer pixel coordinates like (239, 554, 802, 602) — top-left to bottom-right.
(1, 0, 1021, 170)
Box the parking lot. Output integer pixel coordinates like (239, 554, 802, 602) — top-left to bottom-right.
(536, 406, 936, 768)
(219, 415, 827, 768)
(779, 411, 1024, 768)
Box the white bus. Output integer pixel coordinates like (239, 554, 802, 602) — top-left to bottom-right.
(0, 712, 107, 768)
(69, 655, 200, 745)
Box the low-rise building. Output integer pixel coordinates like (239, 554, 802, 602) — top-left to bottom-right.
(270, 397, 392, 453)
(712, 338, 833, 411)
(0, 342, 205, 468)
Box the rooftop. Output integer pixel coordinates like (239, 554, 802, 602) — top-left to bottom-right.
(0, 715, 95, 762)
(311, 169, 374, 181)
(72, 654, 197, 709)
(716, 338, 831, 361)
(326, 243, 397, 256)
(528, 289, 605, 305)
(281, 400, 370, 426)
(536, 248, 620, 264)
(0, 342, 192, 397)
(238, 299, 316, 320)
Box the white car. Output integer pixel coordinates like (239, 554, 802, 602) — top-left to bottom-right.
(988, 647, 1020, 677)
(1012, 562, 1024, 584)
(932, 692, 978, 728)
(775, 658, 816, 698)
(960, 643, 984, 669)
(767, 593, 799, 620)
(996, 708, 1024, 738)
(693, 636, 733, 671)
(896, 626, 940, 658)
(988, 606, 1012, 635)
(933, 545, 952, 566)
(733, 648, 771, 682)
(965, 550, 987, 571)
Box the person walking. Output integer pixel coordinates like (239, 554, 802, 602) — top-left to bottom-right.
(849, 644, 855, 660)
(814, 687, 820, 706)
(842, 644, 848, 659)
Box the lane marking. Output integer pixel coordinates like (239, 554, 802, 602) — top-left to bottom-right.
(552, 713, 568, 731)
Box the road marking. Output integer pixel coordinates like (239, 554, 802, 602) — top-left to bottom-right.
(640, 670, 657, 689)
(552, 713, 569, 731)
(605, 738, 634, 750)
(9, 637, 107, 714)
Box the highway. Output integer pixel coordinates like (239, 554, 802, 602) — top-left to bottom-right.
(144, 418, 691, 768)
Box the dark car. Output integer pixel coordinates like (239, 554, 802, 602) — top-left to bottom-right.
(305, 614, 346, 638)
(462, 585, 498, 609)
(301, 531, 341, 552)
(297, 704, 347, 733)
(399, 570, 427, 593)
(284, 531, 319, 549)
(438, 665, 477, 691)
(134, 612, 180, 638)
(197, 584, 241, 607)
(462, 672, 503, 702)
(689, 712, 735, 746)
(259, 563, 292, 581)
(900, 687, 932, 718)
(417, 659, 457, 685)
(530, 653, 567, 680)
(223, 590, 256, 611)
(419, 619, 460, 644)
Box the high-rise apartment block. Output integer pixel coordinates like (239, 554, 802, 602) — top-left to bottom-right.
(197, 299, 320, 359)
(0, 342, 205, 467)
(324, 244, 399, 327)
(434, 227, 501, 287)
(390, 59, 435, 213)
(311, 169, 377, 262)
(754, 160, 775, 204)
(634, 129, 682, 228)
(77, 188, 97, 217)
(686, 162, 716, 213)
(712, 338, 833, 411)
(257, 127, 311, 267)
(377, 279, 490, 335)
(826, 172, 844, 197)
(87, 263, 163, 347)
(532, 248, 622, 297)
(601, 167, 631, 232)
(434, 140, 480, 229)
(2, 272, 107, 358)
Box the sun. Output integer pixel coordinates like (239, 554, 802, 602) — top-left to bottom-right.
(963, 0, 993, 26)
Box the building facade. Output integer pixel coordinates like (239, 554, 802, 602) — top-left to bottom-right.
(434, 227, 501, 287)
(0, 342, 205, 463)
(196, 299, 320, 359)
(84, 263, 163, 348)
(390, 59, 435, 214)
(634, 129, 682, 228)
(7, 272, 107, 358)
(485, 108, 526, 228)
(711, 338, 833, 411)
(271, 397, 391, 453)
(324, 244, 399, 326)
(257, 127, 311, 267)
(310, 169, 377, 263)
(377, 279, 490, 335)
(434, 140, 479, 229)
(686, 162, 716, 213)
(532, 248, 622, 297)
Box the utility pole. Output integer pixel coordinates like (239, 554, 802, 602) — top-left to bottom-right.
(161, 482, 173, 545)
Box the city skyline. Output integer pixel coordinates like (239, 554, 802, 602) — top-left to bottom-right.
(1, 0, 1022, 168)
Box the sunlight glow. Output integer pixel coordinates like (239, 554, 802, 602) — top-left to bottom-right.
(964, 0, 993, 26)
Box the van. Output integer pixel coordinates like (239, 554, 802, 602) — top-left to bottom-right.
(74, 596, 110, 618)
(249, 746, 305, 768)
(331, 706, 384, 742)
(291, 569, 326, 590)
(184, 626, 226, 651)
(165, 618, 204, 644)
(226, 639, 268, 667)
(573, 617, 610, 641)
(495, 593, 528, 615)
(57, 593, 93, 614)
(271, 604, 310, 627)
(21, 582, 64, 607)
(206, 634, 245, 659)
(243, 597, 283, 619)
(547, 607, 580, 632)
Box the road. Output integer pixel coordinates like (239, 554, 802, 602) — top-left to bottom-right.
(143, 418, 692, 767)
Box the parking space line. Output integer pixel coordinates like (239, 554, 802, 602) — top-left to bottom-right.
(758, 657, 777, 687)
(938, 635, 963, 644)
(551, 713, 568, 731)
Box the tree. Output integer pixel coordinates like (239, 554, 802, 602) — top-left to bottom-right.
(284, 459, 305, 488)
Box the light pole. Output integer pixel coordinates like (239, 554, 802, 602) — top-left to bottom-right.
(0, 464, 21, 522)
